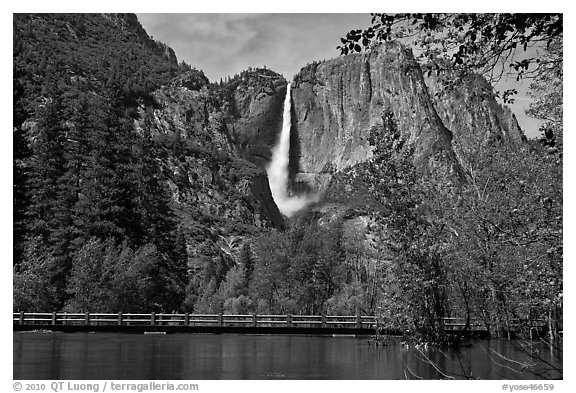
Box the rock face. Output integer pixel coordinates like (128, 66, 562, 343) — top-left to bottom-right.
(103, 13, 179, 65)
(135, 70, 285, 232)
(424, 71, 525, 165)
(289, 41, 525, 194)
(214, 69, 288, 168)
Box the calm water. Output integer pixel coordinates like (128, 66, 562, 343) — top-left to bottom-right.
(13, 333, 562, 380)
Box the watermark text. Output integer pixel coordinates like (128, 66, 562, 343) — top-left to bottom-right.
(13, 381, 199, 392)
(502, 384, 554, 392)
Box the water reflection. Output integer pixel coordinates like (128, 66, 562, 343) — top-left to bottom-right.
(13, 333, 562, 380)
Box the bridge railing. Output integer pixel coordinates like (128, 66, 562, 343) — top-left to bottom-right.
(13, 312, 378, 328)
(12, 312, 546, 332)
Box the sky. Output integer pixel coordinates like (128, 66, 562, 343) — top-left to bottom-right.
(137, 14, 370, 82)
(137, 13, 542, 138)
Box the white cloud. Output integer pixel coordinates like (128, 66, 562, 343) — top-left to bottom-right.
(137, 13, 370, 81)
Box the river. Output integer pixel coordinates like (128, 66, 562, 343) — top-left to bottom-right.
(13, 333, 562, 380)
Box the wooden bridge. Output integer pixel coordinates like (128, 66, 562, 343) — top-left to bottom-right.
(13, 312, 380, 335)
(13, 312, 544, 336)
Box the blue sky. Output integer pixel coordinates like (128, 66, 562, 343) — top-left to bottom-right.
(137, 13, 541, 138)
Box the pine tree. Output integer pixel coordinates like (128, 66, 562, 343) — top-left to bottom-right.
(72, 102, 119, 241)
(13, 66, 30, 266)
(25, 96, 72, 305)
(238, 242, 255, 279)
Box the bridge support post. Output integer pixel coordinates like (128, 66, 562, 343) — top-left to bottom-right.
(52, 312, 57, 326)
(19, 311, 24, 325)
(150, 312, 156, 326)
(85, 312, 90, 325)
(321, 314, 326, 328)
(184, 313, 190, 326)
(218, 313, 223, 326)
(118, 312, 123, 326)
(252, 313, 257, 327)
(287, 314, 292, 327)
(356, 314, 362, 329)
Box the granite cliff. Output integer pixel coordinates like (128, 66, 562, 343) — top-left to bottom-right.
(127, 39, 526, 224)
(283, 41, 524, 195)
(215, 69, 288, 167)
(135, 70, 286, 235)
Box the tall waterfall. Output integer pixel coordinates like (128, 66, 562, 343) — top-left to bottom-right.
(267, 83, 311, 217)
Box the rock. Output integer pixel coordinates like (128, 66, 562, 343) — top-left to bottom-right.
(289, 41, 524, 195)
(134, 74, 285, 255)
(424, 69, 525, 166)
(220, 69, 288, 167)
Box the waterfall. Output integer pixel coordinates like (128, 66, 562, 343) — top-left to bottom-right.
(266, 83, 311, 217)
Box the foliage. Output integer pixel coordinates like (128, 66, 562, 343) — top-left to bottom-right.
(192, 278, 221, 313)
(189, 222, 347, 315)
(357, 108, 452, 343)
(526, 37, 563, 149)
(13, 237, 60, 311)
(13, 13, 185, 115)
(250, 224, 345, 314)
(13, 91, 186, 310)
(325, 282, 366, 315)
(350, 107, 562, 343)
(339, 13, 562, 100)
(62, 238, 183, 313)
(450, 139, 562, 339)
(13, 14, 188, 311)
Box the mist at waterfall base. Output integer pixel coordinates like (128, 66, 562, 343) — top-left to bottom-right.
(266, 83, 315, 217)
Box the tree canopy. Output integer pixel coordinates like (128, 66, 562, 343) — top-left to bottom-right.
(338, 13, 562, 101)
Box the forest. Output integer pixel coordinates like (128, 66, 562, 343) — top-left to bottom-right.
(13, 13, 562, 345)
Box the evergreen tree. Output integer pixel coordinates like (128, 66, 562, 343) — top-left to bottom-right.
(25, 96, 73, 305)
(13, 66, 30, 266)
(132, 120, 178, 252)
(238, 242, 255, 279)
